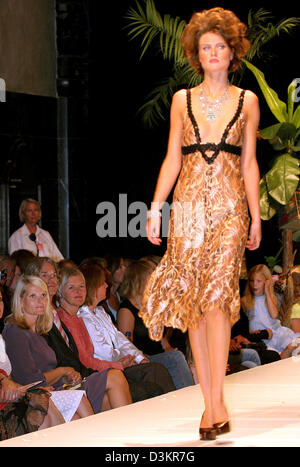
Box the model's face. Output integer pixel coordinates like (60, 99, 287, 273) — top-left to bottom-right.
(61, 275, 86, 311)
(249, 273, 266, 296)
(23, 202, 40, 225)
(39, 262, 58, 298)
(198, 32, 233, 73)
(21, 284, 48, 317)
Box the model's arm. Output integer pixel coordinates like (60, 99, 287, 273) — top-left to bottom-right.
(240, 91, 261, 251)
(147, 90, 186, 245)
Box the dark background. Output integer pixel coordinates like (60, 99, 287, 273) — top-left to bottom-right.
(2, 0, 300, 268)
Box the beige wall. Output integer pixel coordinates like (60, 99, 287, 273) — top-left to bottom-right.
(0, 0, 56, 97)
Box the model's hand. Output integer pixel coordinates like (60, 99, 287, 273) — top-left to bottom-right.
(147, 217, 162, 246)
(246, 220, 261, 250)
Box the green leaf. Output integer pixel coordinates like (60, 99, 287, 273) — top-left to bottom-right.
(293, 230, 300, 242)
(259, 176, 277, 220)
(265, 153, 300, 204)
(243, 59, 288, 122)
(259, 123, 284, 140)
(260, 122, 297, 150)
(276, 123, 297, 142)
(288, 80, 297, 121)
(292, 105, 300, 128)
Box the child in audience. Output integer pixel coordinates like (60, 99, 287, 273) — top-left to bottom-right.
(242, 264, 300, 358)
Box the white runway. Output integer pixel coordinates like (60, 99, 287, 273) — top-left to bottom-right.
(1, 357, 300, 447)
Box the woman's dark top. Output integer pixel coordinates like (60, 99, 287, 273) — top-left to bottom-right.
(119, 299, 163, 355)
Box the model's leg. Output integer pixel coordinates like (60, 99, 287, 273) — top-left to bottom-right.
(188, 319, 213, 428)
(101, 369, 132, 411)
(205, 309, 231, 424)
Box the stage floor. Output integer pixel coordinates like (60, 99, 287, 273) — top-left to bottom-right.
(1, 357, 300, 447)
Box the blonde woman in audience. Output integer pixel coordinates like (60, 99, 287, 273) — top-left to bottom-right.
(242, 264, 300, 358)
(56, 267, 133, 408)
(2, 276, 94, 424)
(25, 257, 132, 412)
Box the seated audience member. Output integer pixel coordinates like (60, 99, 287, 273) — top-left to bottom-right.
(79, 263, 176, 399)
(139, 255, 161, 267)
(0, 349, 65, 439)
(242, 264, 300, 359)
(2, 276, 95, 423)
(57, 258, 78, 270)
(0, 255, 15, 290)
(0, 284, 67, 440)
(117, 260, 195, 389)
(102, 256, 127, 323)
(289, 266, 300, 333)
(230, 306, 281, 365)
(25, 257, 132, 412)
(0, 256, 16, 331)
(1, 251, 35, 326)
(10, 249, 35, 273)
(80, 257, 108, 270)
(8, 198, 64, 262)
(58, 267, 175, 401)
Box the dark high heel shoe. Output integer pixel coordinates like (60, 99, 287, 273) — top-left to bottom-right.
(199, 426, 217, 440)
(213, 421, 230, 435)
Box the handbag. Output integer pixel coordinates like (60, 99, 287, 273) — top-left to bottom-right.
(0, 387, 50, 440)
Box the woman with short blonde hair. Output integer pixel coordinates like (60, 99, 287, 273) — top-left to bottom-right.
(8, 199, 63, 262)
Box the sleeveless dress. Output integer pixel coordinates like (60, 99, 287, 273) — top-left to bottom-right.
(139, 88, 249, 341)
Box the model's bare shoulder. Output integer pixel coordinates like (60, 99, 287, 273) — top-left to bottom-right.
(171, 89, 188, 118)
(242, 90, 260, 122)
(172, 88, 187, 104)
(243, 90, 259, 107)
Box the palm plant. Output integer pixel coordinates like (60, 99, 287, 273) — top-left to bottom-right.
(125, 0, 300, 127)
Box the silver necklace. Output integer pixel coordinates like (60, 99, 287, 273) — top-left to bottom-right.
(199, 82, 229, 122)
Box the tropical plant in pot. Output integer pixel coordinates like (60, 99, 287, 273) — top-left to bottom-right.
(243, 60, 300, 222)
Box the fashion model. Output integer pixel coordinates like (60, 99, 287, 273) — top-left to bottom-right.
(139, 7, 261, 440)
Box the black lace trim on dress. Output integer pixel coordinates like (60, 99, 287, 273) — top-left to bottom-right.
(182, 88, 246, 165)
